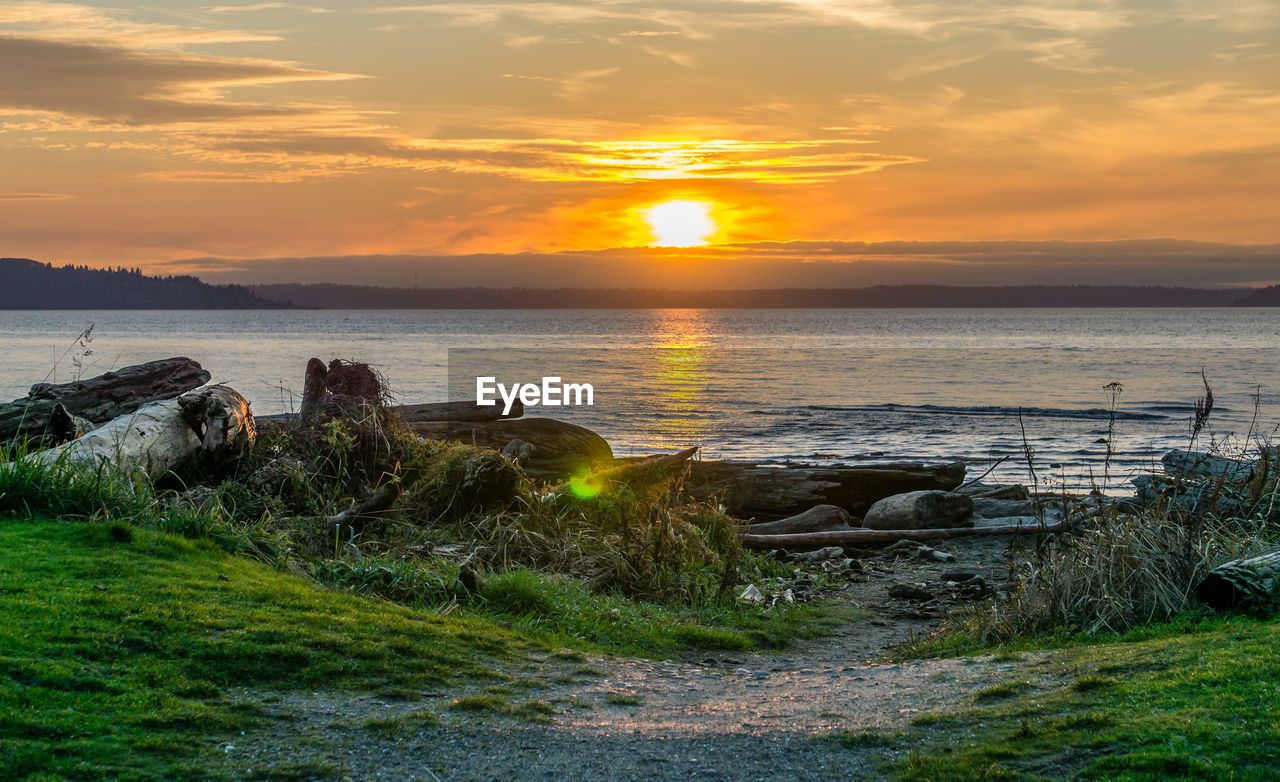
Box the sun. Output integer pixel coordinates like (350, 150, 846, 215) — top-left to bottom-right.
(642, 200, 717, 247)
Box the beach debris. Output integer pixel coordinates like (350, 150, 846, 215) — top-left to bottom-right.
(681, 460, 966, 521)
(24, 384, 254, 476)
(739, 584, 765, 605)
(739, 518, 1076, 550)
(0, 357, 211, 446)
(1196, 551, 1280, 611)
(914, 544, 956, 563)
(329, 480, 402, 536)
(791, 546, 845, 564)
(748, 504, 853, 536)
(863, 490, 974, 530)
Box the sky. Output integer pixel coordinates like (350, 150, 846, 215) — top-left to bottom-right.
(2, 0, 1279, 286)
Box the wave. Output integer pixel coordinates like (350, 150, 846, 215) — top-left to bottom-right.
(788, 403, 1167, 421)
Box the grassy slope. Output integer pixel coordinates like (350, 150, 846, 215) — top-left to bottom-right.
(0, 518, 538, 781)
(0, 517, 853, 780)
(841, 616, 1280, 781)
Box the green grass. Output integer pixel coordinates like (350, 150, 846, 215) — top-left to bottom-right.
(836, 615, 1280, 781)
(0, 517, 533, 781)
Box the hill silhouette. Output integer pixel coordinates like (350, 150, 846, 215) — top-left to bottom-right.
(251, 282, 1245, 308)
(0, 259, 289, 309)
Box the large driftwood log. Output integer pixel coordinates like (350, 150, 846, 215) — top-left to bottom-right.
(410, 417, 613, 479)
(1196, 551, 1280, 610)
(863, 490, 974, 530)
(0, 357, 211, 444)
(748, 504, 853, 535)
(256, 399, 525, 427)
(27, 385, 254, 475)
(741, 518, 1074, 551)
(685, 460, 966, 521)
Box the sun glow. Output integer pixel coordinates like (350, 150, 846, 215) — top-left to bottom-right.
(642, 200, 717, 247)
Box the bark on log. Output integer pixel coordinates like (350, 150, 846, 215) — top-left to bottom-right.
(741, 518, 1074, 551)
(1196, 551, 1280, 611)
(27, 384, 255, 476)
(0, 357, 211, 444)
(863, 491, 974, 530)
(409, 417, 613, 480)
(748, 505, 853, 536)
(299, 358, 384, 424)
(685, 460, 966, 521)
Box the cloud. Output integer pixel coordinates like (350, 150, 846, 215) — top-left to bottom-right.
(0, 192, 73, 200)
(0, 1, 281, 47)
(173, 133, 922, 183)
(0, 37, 361, 125)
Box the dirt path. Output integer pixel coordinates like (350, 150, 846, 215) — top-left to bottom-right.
(215, 538, 1021, 781)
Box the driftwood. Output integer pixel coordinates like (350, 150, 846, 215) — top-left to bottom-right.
(26, 384, 254, 475)
(748, 505, 852, 536)
(863, 490, 974, 530)
(741, 518, 1074, 551)
(685, 460, 966, 521)
(329, 481, 401, 536)
(257, 399, 525, 427)
(1196, 551, 1280, 611)
(299, 358, 384, 423)
(0, 357, 211, 444)
(410, 417, 613, 479)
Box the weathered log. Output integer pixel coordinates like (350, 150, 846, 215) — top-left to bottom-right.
(410, 417, 613, 480)
(685, 460, 966, 521)
(299, 358, 384, 423)
(748, 504, 853, 536)
(971, 497, 1037, 518)
(27, 384, 255, 476)
(741, 518, 1075, 551)
(398, 400, 524, 423)
(1196, 551, 1280, 611)
(0, 357, 211, 444)
(258, 399, 526, 427)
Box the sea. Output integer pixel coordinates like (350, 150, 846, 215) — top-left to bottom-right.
(4, 308, 1280, 492)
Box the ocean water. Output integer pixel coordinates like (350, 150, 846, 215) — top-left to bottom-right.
(4, 308, 1280, 490)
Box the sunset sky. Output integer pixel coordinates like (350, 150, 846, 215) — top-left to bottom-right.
(3, 0, 1278, 286)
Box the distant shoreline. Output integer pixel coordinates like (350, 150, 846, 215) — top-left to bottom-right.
(7, 258, 1280, 308)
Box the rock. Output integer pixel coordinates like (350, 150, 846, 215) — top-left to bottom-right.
(739, 584, 765, 605)
(501, 438, 536, 462)
(1163, 448, 1253, 483)
(748, 504, 853, 536)
(888, 583, 935, 602)
(863, 490, 974, 530)
(942, 571, 978, 582)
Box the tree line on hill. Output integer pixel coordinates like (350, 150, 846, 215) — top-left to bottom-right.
(7, 257, 1280, 308)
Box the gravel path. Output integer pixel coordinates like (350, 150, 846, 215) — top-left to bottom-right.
(214, 540, 1019, 781)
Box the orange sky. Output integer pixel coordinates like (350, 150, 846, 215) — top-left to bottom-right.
(2, 1, 1278, 282)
